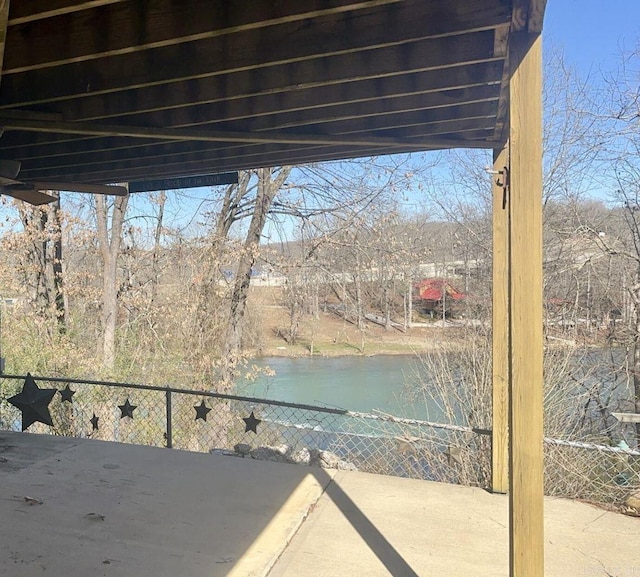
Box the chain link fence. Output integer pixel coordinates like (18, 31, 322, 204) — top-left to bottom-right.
(1, 373, 639, 510)
(0, 373, 481, 478)
(544, 438, 640, 507)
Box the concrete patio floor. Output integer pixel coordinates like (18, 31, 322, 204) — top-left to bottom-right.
(1, 432, 638, 577)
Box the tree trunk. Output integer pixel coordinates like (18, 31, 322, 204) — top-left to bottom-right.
(192, 172, 253, 359)
(95, 190, 129, 371)
(101, 251, 118, 370)
(633, 280, 640, 443)
(18, 206, 49, 318)
(36, 209, 50, 315)
(383, 277, 392, 331)
(150, 190, 166, 305)
(17, 198, 68, 334)
(51, 198, 67, 332)
(354, 247, 364, 330)
(635, 320, 640, 443)
(220, 167, 291, 388)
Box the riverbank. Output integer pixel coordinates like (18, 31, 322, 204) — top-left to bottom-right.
(248, 286, 470, 358)
(247, 286, 602, 359)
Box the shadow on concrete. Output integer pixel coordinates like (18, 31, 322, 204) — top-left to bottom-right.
(0, 431, 418, 577)
(313, 468, 419, 577)
(0, 432, 320, 577)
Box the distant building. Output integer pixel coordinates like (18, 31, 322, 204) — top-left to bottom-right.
(414, 278, 465, 318)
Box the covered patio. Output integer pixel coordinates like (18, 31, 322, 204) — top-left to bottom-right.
(1, 432, 638, 576)
(0, 1, 592, 575)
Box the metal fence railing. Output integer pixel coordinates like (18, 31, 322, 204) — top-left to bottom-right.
(1, 373, 639, 509)
(0, 373, 484, 479)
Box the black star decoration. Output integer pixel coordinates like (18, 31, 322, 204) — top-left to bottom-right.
(8, 373, 56, 431)
(194, 400, 211, 422)
(243, 411, 261, 434)
(90, 413, 99, 431)
(118, 398, 137, 419)
(59, 384, 75, 403)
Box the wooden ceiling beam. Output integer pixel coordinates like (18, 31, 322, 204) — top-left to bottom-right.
(152, 81, 503, 130)
(344, 118, 496, 139)
(19, 144, 336, 178)
(232, 86, 499, 133)
(115, 80, 500, 131)
(0, 133, 166, 156)
(0, 24, 499, 108)
(56, 60, 504, 125)
(0, 0, 10, 87)
(512, 0, 548, 33)
(493, 55, 512, 143)
(20, 131, 495, 184)
(78, 135, 496, 181)
(18, 118, 495, 176)
(249, 102, 497, 139)
(2, 1, 522, 182)
(24, 148, 361, 183)
(38, 86, 497, 146)
(0, 113, 495, 151)
(493, 0, 548, 143)
(0, 63, 501, 151)
(8, 0, 124, 25)
(6, 104, 496, 165)
(6, 0, 409, 72)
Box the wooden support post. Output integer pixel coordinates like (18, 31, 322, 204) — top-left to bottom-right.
(0, 1, 10, 85)
(508, 31, 544, 577)
(492, 144, 509, 494)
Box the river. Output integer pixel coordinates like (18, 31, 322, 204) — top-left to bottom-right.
(237, 348, 632, 423)
(237, 350, 636, 479)
(238, 355, 427, 418)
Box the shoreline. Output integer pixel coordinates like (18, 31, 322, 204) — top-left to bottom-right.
(250, 328, 480, 360)
(249, 291, 605, 362)
(249, 332, 601, 361)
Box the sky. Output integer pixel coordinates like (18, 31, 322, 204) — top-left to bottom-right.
(544, 1, 640, 77)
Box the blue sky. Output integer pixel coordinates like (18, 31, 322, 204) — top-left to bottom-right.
(544, 1, 640, 76)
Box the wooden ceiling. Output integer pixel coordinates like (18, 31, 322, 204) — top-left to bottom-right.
(0, 0, 546, 187)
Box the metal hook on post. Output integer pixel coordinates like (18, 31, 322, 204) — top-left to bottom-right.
(496, 166, 509, 210)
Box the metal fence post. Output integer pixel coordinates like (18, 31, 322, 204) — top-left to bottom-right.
(165, 388, 173, 448)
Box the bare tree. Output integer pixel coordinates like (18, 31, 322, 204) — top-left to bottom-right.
(95, 190, 129, 371)
(11, 197, 67, 333)
(191, 172, 254, 362)
(220, 167, 291, 387)
(149, 190, 167, 306)
(593, 40, 640, 441)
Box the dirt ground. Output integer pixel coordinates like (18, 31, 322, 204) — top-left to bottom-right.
(246, 286, 465, 358)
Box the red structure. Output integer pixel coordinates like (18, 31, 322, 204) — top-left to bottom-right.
(415, 279, 465, 302)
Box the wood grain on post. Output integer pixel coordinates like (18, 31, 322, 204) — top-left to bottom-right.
(492, 144, 509, 494)
(508, 30, 544, 577)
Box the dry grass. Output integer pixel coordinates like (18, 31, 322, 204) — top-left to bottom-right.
(247, 286, 462, 357)
(400, 334, 640, 508)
